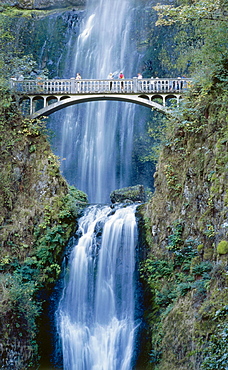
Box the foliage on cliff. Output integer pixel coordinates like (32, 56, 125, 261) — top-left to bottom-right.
(0, 7, 88, 368)
(139, 1, 228, 369)
(0, 4, 83, 80)
(142, 0, 228, 78)
(0, 84, 87, 367)
(140, 64, 228, 370)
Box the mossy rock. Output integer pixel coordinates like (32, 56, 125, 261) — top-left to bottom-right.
(203, 246, 214, 260)
(197, 244, 204, 252)
(190, 256, 201, 269)
(110, 185, 146, 204)
(217, 240, 228, 255)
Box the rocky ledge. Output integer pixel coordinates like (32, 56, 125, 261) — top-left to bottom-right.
(110, 185, 146, 204)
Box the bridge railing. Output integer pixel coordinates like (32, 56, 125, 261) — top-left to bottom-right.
(10, 78, 191, 95)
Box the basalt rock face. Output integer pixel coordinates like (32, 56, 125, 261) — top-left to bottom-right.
(1, 0, 86, 9)
(110, 185, 146, 204)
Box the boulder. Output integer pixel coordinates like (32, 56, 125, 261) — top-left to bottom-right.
(110, 185, 146, 204)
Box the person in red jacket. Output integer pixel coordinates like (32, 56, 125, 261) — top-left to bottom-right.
(119, 72, 124, 91)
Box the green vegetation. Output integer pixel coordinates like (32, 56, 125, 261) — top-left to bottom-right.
(140, 218, 227, 369)
(0, 8, 37, 80)
(0, 86, 88, 366)
(0, 12, 88, 365)
(138, 1, 228, 369)
(153, 0, 228, 75)
(217, 240, 228, 255)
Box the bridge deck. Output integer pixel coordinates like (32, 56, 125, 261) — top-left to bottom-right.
(10, 77, 190, 95)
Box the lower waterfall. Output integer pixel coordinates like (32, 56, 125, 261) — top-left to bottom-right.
(56, 204, 139, 370)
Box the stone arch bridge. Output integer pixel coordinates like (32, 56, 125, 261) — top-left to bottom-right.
(10, 77, 191, 118)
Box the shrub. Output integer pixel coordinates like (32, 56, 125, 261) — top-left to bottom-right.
(167, 221, 184, 250)
(192, 261, 213, 276)
(217, 240, 228, 255)
(201, 325, 228, 369)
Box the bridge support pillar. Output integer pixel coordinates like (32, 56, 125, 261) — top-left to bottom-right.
(177, 95, 180, 107)
(29, 97, 33, 116)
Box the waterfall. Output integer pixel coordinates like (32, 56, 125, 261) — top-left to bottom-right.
(48, 0, 145, 204)
(53, 0, 146, 368)
(56, 204, 139, 369)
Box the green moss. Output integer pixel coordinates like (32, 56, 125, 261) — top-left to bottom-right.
(224, 190, 228, 206)
(217, 240, 228, 255)
(34, 185, 88, 285)
(197, 244, 204, 252)
(203, 248, 214, 260)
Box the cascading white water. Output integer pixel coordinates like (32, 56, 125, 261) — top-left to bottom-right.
(57, 204, 138, 369)
(49, 0, 142, 203)
(54, 0, 144, 368)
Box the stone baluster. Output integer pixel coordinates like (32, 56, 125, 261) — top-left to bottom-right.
(133, 77, 137, 93)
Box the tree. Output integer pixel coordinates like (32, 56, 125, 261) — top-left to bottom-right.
(154, 0, 228, 25)
(153, 0, 228, 91)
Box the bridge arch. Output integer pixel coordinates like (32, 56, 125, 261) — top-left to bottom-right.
(138, 94, 150, 100)
(46, 96, 58, 107)
(60, 95, 71, 101)
(165, 94, 180, 107)
(30, 94, 170, 119)
(33, 95, 45, 112)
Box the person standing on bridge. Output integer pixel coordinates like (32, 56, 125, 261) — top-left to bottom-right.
(137, 73, 143, 91)
(119, 72, 124, 91)
(107, 73, 113, 90)
(76, 73, 82, 92)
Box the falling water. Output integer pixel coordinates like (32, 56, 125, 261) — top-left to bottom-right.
(49, 0, 143, 203)
(54, 0, 144, 368)
(57, 204, 139, 369)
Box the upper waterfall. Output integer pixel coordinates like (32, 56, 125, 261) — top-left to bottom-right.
(48, 0, 151, 203)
